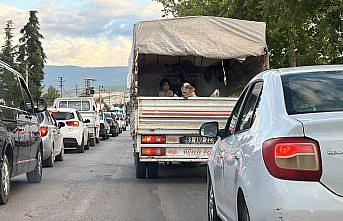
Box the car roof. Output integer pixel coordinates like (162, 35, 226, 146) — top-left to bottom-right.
(252, 65, 343, 81)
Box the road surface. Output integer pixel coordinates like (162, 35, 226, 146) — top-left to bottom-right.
(0, 132, 207, 221)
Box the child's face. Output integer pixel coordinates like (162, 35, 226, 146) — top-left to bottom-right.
(162, 82, 170, 91)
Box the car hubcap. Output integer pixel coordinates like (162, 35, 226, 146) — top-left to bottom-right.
(209, 185, 215, 221)
(2, 159, 10, 196)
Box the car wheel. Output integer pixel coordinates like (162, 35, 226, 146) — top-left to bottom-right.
(89, 138, 95, 147)
(0, 155, 11, 205)
(44, 146, 55, 167)
(208, 178, 220, 221)
(135, 153, 146, 179)
(77, 139, 85, 153)
(147, 163, 159, 178)
(238, 194, 250, 221)
(26, 148, 43, 183)
(96, 137, 100, 144)
(55, 147, 64, 161)
(84, 139, 90, 150)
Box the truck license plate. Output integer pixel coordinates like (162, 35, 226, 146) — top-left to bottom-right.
(180, 136, 216, 144)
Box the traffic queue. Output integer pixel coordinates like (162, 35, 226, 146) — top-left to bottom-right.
(0, 60, 126, 204)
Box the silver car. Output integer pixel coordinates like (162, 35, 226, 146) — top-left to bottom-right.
(201, 65, 343, 221)
(38, 110, 64, 167)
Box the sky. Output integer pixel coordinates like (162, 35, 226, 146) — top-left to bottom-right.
(0, 0, 164, 67)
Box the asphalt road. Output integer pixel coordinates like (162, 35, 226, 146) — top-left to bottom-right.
(0, 131, 207, 221)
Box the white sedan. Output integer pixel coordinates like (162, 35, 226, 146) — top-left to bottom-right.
(50, 108, 90, 153)
(201, 65, 343, 221)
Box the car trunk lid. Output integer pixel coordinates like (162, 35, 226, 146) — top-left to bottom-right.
(292, 112, 343, 196)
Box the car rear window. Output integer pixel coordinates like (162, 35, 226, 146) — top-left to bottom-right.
(282, 71, 343, 115)
(51, 112, 75, 120)
(58, 100, 91, 111)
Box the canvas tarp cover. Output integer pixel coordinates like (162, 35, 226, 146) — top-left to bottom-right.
(133, 16, 267, 60)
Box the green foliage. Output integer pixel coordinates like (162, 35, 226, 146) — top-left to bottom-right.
(155, 0, 343, 68)
(42, 85, 59, 106)
(17, 10, 46, 98)
(1, 20, 16, 66)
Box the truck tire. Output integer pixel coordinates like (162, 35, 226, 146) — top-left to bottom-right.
(0, 155, 10, 205)
(135, 154, 146, 179)
(89, 138, 95, 147)
(26, 148, 43, 183)
(147, 163, 159, 178)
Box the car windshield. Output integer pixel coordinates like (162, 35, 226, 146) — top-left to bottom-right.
(282, 71, 343, 115)
(51, 112, 75, 120)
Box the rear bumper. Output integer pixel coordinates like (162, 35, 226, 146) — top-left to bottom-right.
(63, 138, 79, 148)
(140, 157, 207, 162)
(247, 179, 343, 221)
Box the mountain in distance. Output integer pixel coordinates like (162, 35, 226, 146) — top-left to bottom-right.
(43, 65, 129, 94)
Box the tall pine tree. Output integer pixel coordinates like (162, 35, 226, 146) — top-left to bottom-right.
(17, 11, 46, 98)
(1, 20, 15, 65)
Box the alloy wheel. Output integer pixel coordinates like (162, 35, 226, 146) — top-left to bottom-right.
(208, 184, 215, 221)
(1, 157, 10, 196)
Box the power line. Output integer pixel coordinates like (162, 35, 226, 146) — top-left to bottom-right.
(58, 76, 64, 98)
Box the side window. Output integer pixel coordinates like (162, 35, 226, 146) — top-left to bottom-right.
(224, 88, 249, 137)
(236, 82, 263, 133)
(0, 68, 22, 109)
(19, 78, 33, 113)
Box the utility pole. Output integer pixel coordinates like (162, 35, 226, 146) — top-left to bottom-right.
(75, 85, 78, 97)
(98, 85, 104, 111)
(108, 91, 111, 108)
(58, 76, 64, 98)
(84, 78, 95, 96)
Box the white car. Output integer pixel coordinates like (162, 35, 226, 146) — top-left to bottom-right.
(50, 108, 90, 153)
(201, 65, 343, 221)
(38, 110, 64, 167)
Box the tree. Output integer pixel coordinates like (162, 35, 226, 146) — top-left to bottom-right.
(155, 0, 343, 68)
(1, 20, 16, 65)
(42, 85, 59, 106)
(17, 10, 46, 98)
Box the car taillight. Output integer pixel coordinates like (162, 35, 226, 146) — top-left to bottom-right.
(40, 126, 48, 137)
(66, 121, 79, 127)
(141, 148, 166, 156)
(141, 135, 166, 144)
(263, 137, 322, 181)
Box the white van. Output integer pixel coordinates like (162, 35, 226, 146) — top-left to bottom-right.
(54, 97, 100, 146)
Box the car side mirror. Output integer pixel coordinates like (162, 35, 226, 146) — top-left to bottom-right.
(58, 122, 65, 128)
(34, 99, 47, 113)
(200, 122, 219, 138)
(84, 119, 91, 123)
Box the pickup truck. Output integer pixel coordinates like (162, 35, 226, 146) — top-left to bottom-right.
(129, 16, 269, 178)
(54, 97, 100, 146)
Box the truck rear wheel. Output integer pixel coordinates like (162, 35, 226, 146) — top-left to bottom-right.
(147, 163, 159, 178)
(135, 154, 146, 179)
(89, 138, 95, 147)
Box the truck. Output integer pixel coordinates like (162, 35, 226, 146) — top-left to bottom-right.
(53, 97, 100, 146)
(129, 16, 269, 178)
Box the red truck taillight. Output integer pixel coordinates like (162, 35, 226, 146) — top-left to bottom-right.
(141, 135, 166, 144)
(141, 148, 166, 156)
(263, 137, 322, 182)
